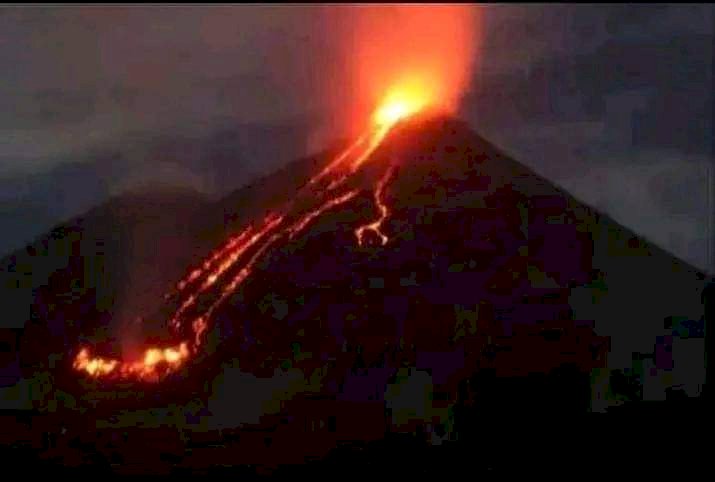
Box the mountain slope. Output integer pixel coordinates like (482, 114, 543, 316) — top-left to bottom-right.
(2, 115, 709, 470)
(0, 187, 208, 385)
(186, 114, 706, 415)
(0, 141, 360, 386)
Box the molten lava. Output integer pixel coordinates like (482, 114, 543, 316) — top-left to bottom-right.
(355, 165, 396, 246)
(372, 85, 430, 128)
(73, 342, 190, 380)
(73, 92, 426, 382)
(169, 215, 284, 331)
(176, 226, 254, 292)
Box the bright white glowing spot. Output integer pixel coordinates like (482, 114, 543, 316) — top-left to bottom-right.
(372, 82, 431, 127)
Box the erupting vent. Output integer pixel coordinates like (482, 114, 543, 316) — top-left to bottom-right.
(73, 90, 430, 382)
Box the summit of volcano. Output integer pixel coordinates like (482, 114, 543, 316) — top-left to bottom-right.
(2, 113, 709, 473)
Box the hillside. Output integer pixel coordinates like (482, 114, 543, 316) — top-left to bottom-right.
(1, 114, 709, 473)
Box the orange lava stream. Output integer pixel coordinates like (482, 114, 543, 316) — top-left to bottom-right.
(169, 215, 285, 330)
(350, 124, 391, 173)
(73, 342, 190, 381)
(324, 124, 392, 192)
(176, 226, 254, 292)
(355, 165, 396, 246)
(289, 190, 359, 240)
(201, 232, 284, 322)
(73, 92, 421, 382)
(201, 189, 359, 326)
(308, 134, 367, 189)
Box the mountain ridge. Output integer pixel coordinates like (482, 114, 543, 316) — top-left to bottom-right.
(2, 114, 708, 415)
(0, 114, 711, 473)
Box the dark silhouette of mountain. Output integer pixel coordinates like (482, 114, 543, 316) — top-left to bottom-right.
(0, 161, 111, 258)
(0, 186, 208, 381)
(0, 143, 350, 388)
(1, 114, 710, 473)
(0, 118, 312, 259)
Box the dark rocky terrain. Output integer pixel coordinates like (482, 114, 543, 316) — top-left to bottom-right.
(0, 115, 710, 474)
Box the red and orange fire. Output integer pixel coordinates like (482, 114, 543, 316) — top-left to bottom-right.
(72, 5, 480, 382)
(72, 90, 428, 381)
(74, 343, 190, 381)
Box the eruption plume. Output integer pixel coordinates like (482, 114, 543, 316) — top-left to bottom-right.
(72, 5, 480, 382)
(344, 5, 479, 132)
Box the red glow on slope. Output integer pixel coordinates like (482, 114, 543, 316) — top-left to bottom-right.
(355, 165, 396, 246)
(70, 4, 481, 383)
(176, 226, 254, 292)
(74, 342, 190, 381)
(73, 348, 118, 377)
(309, 134, 367, 188)
(169, 214, 284, 331)
(289, 190, 359, 240)
(72, 93, 419, 382)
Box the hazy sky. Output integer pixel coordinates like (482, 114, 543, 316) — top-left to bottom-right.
(0, 5, 712, 272)
(465, 4, 713, 273)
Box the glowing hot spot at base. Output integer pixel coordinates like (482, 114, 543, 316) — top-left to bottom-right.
(73, 341, 190, 380)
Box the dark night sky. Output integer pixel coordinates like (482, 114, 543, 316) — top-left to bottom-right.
(0, 5, 712, 272)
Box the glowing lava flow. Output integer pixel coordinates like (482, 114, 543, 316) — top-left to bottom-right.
(73, 349, 118, 377)
(72, 92, 425, 382)
(289, 190, 359, 240)
(73, 343, 190, 380)
(187, 190, 360, 332)
(168, 215, 285, 331)
(309, 134, 367, 188)
(355, 165, 396, 246)
(176, 226, 254, 292)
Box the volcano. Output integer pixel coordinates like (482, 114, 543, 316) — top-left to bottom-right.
(1, 114, 710, 474)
